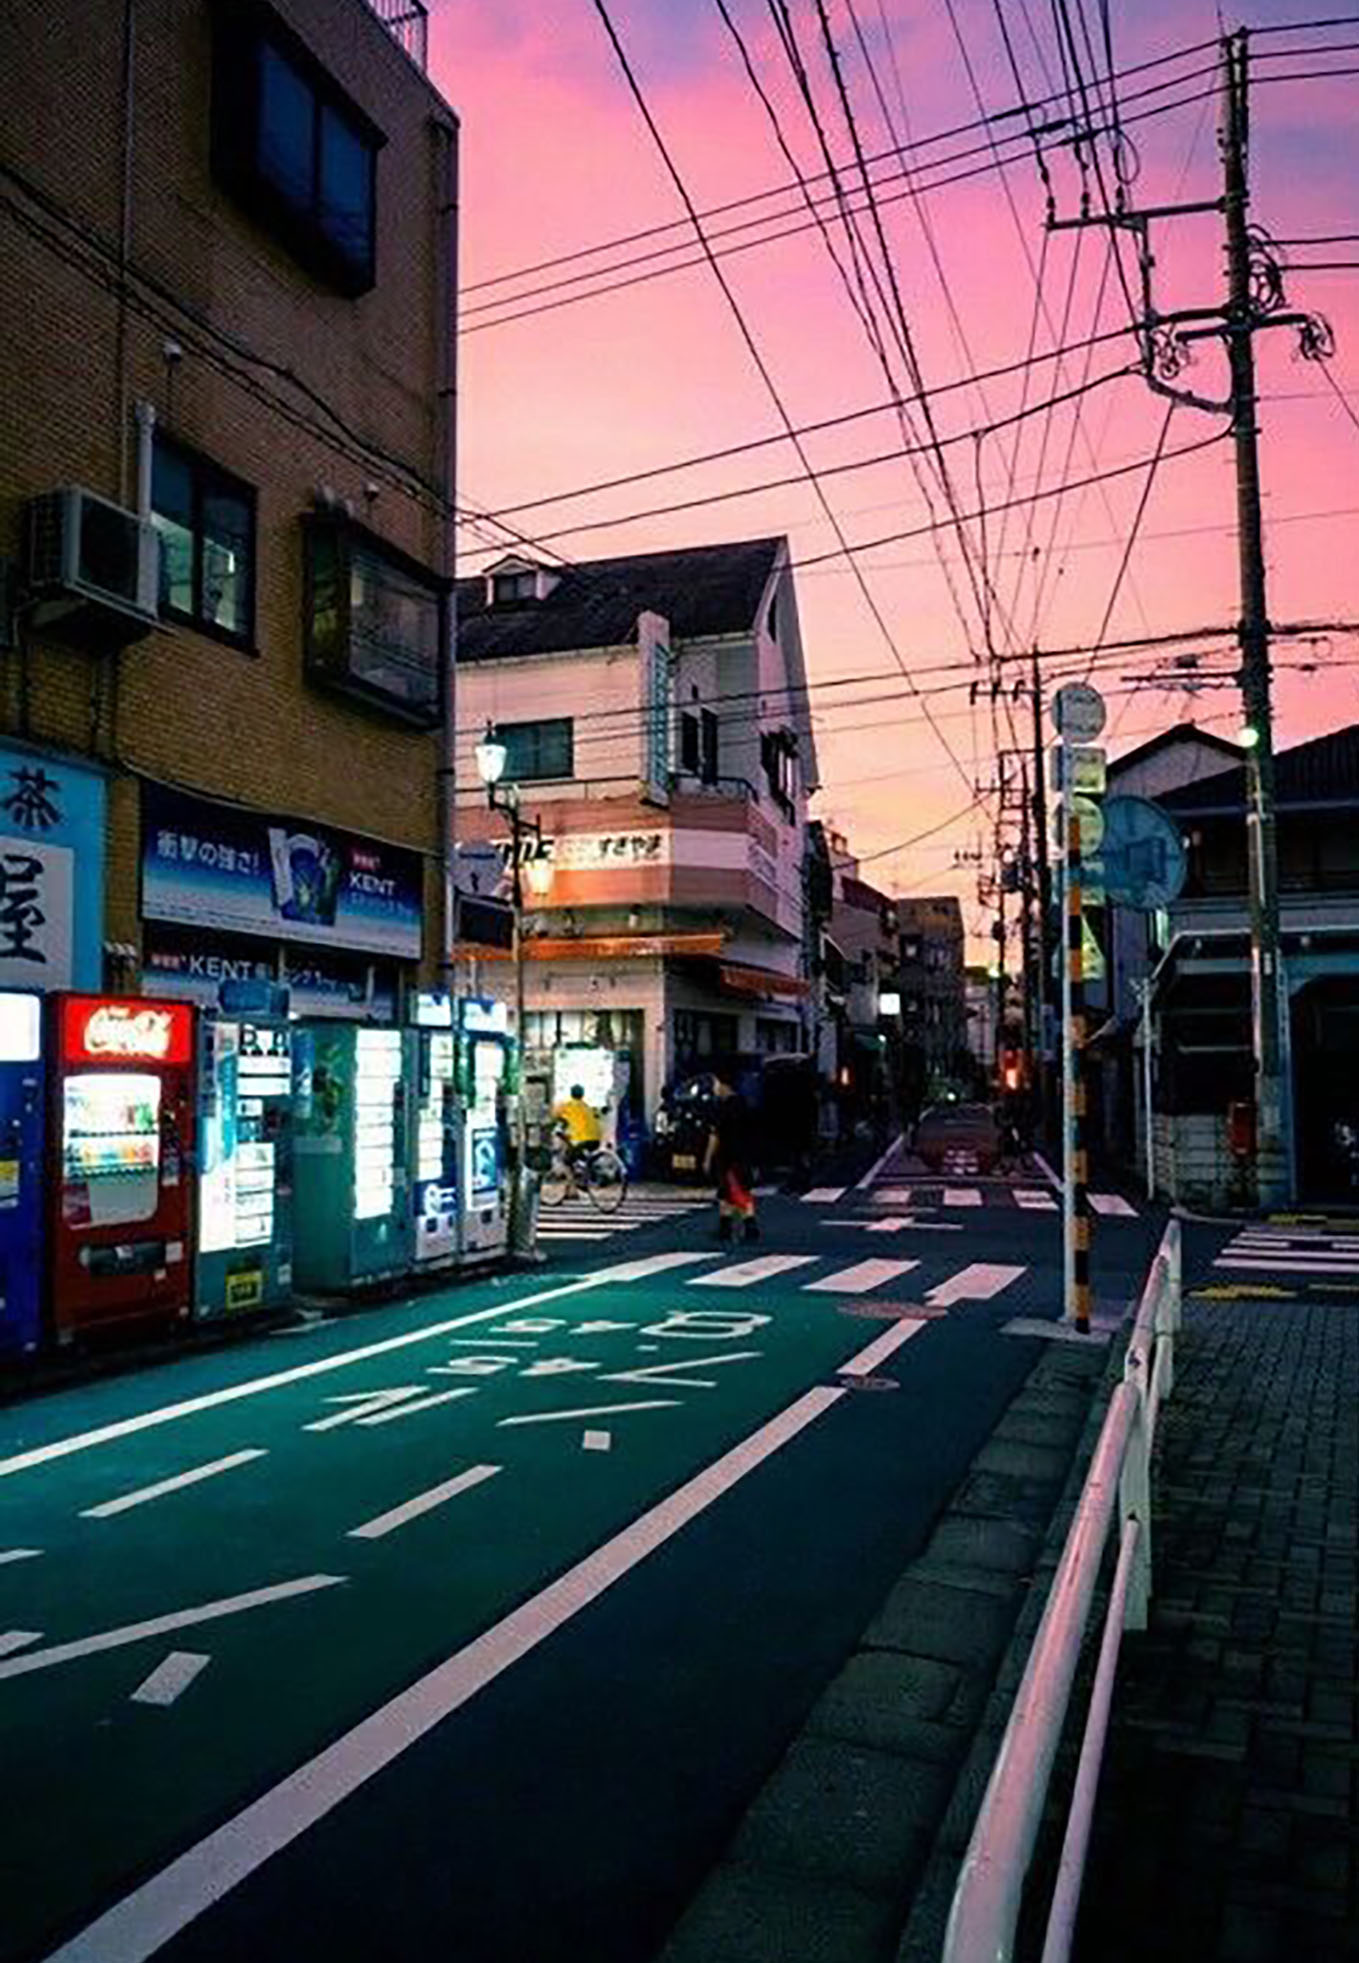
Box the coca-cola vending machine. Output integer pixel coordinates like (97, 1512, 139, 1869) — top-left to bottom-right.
(49, 993, 196, 1341)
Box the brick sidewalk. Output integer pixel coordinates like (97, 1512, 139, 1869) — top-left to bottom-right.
(1070, 1296, 1359, 1963)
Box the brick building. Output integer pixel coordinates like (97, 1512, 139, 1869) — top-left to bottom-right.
(0, 0, 456, 1013)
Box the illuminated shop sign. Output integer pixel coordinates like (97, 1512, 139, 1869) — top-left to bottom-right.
(62, 996, 193, 1066)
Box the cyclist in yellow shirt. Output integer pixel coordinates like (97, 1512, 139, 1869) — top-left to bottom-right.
(553, 1084, 602, 1169)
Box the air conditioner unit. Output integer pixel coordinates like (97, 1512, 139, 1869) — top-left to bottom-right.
(25, 487, 159, 642)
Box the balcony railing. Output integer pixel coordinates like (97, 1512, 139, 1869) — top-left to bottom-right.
(363, 0, 428, 70)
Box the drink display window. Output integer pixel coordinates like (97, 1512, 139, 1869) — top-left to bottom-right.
(62, 1072, 161, 1224)
(418, 1032, 454, 1186)
(355, 1028, 402, 1221)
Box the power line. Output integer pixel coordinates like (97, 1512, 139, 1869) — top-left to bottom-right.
(461, 69, 1227, 337)
(463, 31, 1221, 298)
(588, 0, 978, 793)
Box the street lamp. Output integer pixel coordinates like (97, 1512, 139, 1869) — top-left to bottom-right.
(475, 722, 545, 1256)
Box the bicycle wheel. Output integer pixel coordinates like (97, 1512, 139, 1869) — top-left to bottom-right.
(540, 1155, 571, 1207)
(587, 1148, 628, 1213)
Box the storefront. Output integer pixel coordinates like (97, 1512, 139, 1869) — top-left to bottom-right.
(0, 741, 106, 993)
(139, 783, 423, 1015)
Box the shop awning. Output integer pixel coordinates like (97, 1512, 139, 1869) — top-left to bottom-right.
(717, 960, 810, 999)
(452, 931, 725, 963)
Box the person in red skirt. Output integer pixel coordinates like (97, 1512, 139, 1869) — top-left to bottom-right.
(704, 1076, 759, 1246)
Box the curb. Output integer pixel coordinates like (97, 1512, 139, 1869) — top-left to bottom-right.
(651, 1332, 1115, 1963)
(894, 1312, 1132, 1963)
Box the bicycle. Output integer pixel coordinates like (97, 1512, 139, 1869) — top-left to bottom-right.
(539, 1127, 629, 1213)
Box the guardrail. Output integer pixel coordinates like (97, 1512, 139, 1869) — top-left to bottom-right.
(942, 1218, 1182, 1963)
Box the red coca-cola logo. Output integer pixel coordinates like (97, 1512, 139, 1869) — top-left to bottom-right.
(84, 1006, 175, 1059)
(64, 997, 192, 1066)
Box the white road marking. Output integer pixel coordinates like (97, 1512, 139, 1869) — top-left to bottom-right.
(498, 1399, 680, 1428)
(943, 1187, 982, 1207)
(358, 1388, 478, 1428)
(837, 1316, 930, 1376)
(1015, 1189, 1058, 1210)
(81, 1450, 267, 1520)
(0, 1574, 343, 1685)
(925, 1262, 1027, 1306)
(803, 1258, 919, 1295)
(582, 1431, 611, 1452)
(801, 1187, 847, 1203)
(687, 1255, 818, 1288)
(1089, 1193, 1137, 1217)
(868, 1185, 915, 1206)
(131, 1651, 210, 1708)
(855, 1130, 905, 1189)
(0, 1630, 40, 1657)
(603, 1350, 762, 1390)
(1003, 1314, 1118, 1346)
(305, 1388, 427, 1432)
(864, 1216, 916, 1233)
(348, 1465, 501, 1541)
(1032, 1150, 1062, 1193)
(43, 1383, 846, 1963)
(536, 1229, 614, 1241)
(0, 1548, 41, 1566)
(1214, 1255, 1359, 1274)
(0, 1256, 719, 1484)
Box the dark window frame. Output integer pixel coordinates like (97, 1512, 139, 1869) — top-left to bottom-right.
(302, 512, 446, 729)
(491, 571, 537, 606)
(700, 707, 719, 785)
(679, 712, 700, 775)
(211, 0, 385, 298)
(499, 717, 575, 784)
(150, 433, 257, 651)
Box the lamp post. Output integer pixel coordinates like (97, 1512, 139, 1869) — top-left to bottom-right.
(475, 722, 547, 1257)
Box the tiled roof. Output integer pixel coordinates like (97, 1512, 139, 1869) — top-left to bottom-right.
(1164, 722, 1359, 812)
(456, 538, 783, 661)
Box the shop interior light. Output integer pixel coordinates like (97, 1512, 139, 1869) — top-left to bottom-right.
(475, 723, 508, 788)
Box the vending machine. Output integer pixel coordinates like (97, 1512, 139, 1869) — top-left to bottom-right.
(411, 994, 458, 1272)
(457, 997, 511, 1263)
(194, 984, 297, 1321)
(0, 991, 45, 1360)
(48, 993, 196, 1340)
(293, 1021, 412, 1290)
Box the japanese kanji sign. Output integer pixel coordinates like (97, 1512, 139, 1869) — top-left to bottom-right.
(0, 745, 105, 992)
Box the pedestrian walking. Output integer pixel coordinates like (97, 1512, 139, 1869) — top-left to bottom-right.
(704, 1077, 759, 1246)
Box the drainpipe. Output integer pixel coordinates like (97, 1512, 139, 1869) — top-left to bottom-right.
(433, 112, 460, 990)
(133, 399, 156, 518)
(115, 0, 137, 504)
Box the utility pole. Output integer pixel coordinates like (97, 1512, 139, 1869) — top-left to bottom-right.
(1029, 650, 1053, 1128)
(1223, 28, 1291, 1206)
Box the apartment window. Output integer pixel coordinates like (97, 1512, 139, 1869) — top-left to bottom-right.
(700, 708, 719, 784)
(213, 3, 383, 296)
(304, 515, 443, 726)
(151, 437, 254, 645)
(500, 718, 574, 783)
(679, 712, 700, 775)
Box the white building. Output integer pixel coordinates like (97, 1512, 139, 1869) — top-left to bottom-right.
(452, 538, 819, 1136)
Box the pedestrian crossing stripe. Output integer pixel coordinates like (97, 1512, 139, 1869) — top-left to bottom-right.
(1015, 1189, 1057, 1210)
(1088, 1193, 1137, 1217)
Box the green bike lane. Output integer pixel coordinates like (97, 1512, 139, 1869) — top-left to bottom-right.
(0, 1235, 1068, 1962)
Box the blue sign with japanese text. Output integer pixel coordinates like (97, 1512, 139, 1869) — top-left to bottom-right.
(0, 743, 106, 990)
(141, 783, 423, 960)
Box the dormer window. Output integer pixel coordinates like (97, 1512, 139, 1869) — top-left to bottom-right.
(483, 555, 560, 608)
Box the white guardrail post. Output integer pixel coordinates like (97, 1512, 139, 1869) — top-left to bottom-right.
(941, 1219, 1183, 1963)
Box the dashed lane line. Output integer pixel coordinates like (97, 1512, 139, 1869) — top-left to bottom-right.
(81, 1451, 268, 1521)
(131, 1652, 211, 1709)
(348, 1466, 501, 1542)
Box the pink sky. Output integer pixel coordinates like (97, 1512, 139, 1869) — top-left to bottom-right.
(428, 1, 1359, 945)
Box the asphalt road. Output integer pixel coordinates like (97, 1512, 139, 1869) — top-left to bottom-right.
(0, 1150, 1168, 1963)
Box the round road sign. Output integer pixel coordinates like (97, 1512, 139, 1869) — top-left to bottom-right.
(1052, 682, 1107, 742)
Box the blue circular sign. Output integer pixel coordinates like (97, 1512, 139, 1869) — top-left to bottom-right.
(1099, 796, 1187, 909)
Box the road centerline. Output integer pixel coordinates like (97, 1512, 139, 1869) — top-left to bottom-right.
(348, 1466, 502, 1542)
